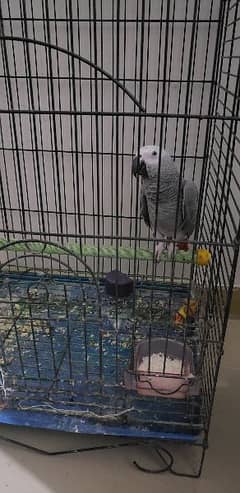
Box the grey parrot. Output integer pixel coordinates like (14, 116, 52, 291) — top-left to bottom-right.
(132, 145, 199, 260)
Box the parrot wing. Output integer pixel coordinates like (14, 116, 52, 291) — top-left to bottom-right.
(140, 188, 151, 228)
(181, 180, 199, 237)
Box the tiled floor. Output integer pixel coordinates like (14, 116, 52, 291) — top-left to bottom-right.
(0, 320, 239, 492)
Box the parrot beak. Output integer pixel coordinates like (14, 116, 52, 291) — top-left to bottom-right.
(132, 156, 148, 178)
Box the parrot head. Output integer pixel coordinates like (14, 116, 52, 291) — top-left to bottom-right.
(132, 145, 172, 179)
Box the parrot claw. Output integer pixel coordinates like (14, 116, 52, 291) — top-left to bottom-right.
(155, 242, 165, 261)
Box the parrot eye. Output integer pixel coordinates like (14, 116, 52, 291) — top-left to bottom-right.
(152, 150, 157, 156)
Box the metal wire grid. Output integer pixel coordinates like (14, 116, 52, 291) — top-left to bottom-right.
(0, 0, 238, 448)
(0, 267, 202, 435)
(197, 0, 240, 432)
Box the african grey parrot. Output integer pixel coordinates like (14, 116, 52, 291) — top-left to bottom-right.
(132, 145, 198, 260)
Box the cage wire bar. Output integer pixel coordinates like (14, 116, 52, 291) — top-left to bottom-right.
(0, 0, 238, 478)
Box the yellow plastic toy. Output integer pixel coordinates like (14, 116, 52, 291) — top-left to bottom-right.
(195, 249, 211, 266)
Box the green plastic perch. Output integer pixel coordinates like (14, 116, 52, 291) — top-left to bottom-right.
(0, 239, 211, 265)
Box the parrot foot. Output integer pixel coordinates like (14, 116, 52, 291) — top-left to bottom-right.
(155, 240, 176, 261)
(167, 242, 174, 257)
(155, 242, 166, 261)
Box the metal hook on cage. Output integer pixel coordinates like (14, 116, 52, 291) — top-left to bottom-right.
(133, 446, 174, 474)
(134, 443, 206, 479)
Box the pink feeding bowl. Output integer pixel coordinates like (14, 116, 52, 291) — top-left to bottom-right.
(134, 337, 195, 399)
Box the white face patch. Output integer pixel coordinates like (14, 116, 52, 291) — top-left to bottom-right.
(140, 145, 159, 161)
(139, 145, 160, 176)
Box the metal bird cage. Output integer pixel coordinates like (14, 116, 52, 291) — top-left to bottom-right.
(0, 0, 239, 478)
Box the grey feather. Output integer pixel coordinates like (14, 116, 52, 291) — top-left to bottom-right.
(140, 187, 151, 228)
(181, 180, 199, 238)
(140, 146, 182, 237)
(133, 145, 198, 242)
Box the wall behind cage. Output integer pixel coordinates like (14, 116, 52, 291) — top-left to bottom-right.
(1, 0, 239, 283)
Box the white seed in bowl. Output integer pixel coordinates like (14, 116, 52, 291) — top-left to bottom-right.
(138, 352, 184, 374)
